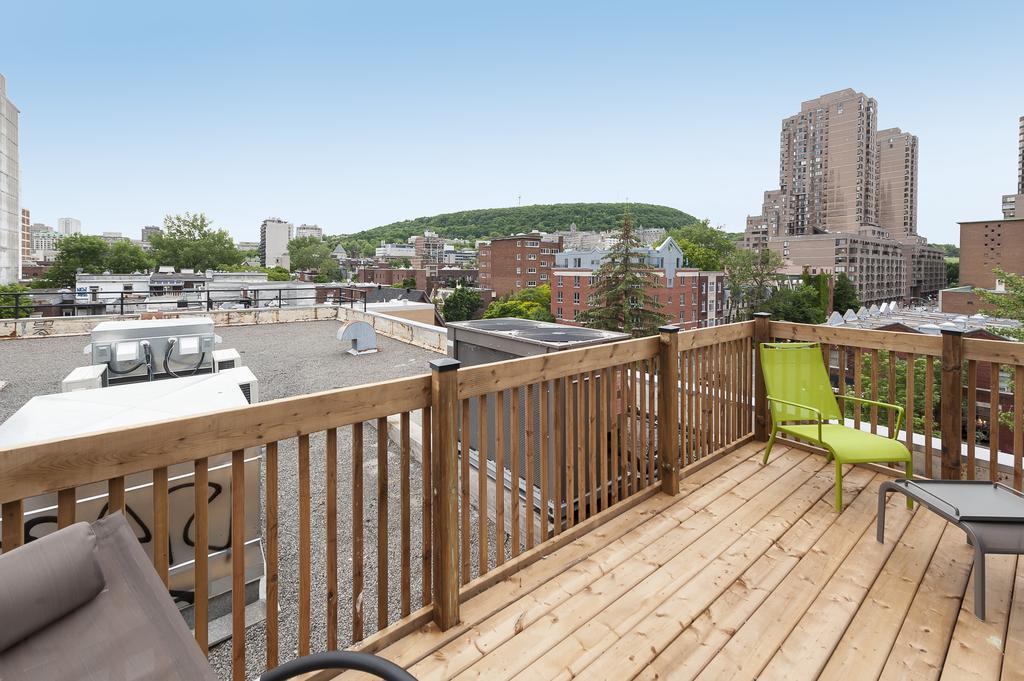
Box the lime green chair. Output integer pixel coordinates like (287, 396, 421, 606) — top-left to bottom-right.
(760, 342, 913, 511)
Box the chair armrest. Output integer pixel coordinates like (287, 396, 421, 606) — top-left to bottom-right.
(259, 651, 417, 681)
(767, 396, 823, 441)
(841, 396, 904, 439)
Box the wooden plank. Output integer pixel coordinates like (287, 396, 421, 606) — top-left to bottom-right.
(457, 336, 658, 400)
(799, 508, 947, 681)
(403, 416, 414, 619)
(230, 449, 245, 681)
(692, 475, 898, 681)
(940, 331, 964, 480)
(940, 555, 1017, 680)
(539, 383, 549, 543)
(460, 400, 471, 584)
(638, 363, 648, 490)
(648, 356, 657, 484)
(327, 428, 339, 648)
(495, 390, 507, 558)
(907, 354, 916, 467)
(575, 376, 586, 521)
(153, 465, 169, 585)
(566, 379, 577, 527)
(589, 371, 599, 516)
(352, 422, 365, 642)
(871, 349, 880, 434)
(838, 345, 847, 417)
(676, 320, 754, 350)
(194, 458, 209, 656)
(476, 396, 488, 575)
(510, 388, 521, 557)
(264, 442, 279, 666)
(421, 406, 432, 607)
(636, 471, 873, 681)
(888, 350, 898, 435)
(555, 378, 565, 536)
(854, 348, 863, 429)
(0, 374, 431, 505)
(879, 523, 974, 681)
(298, 433, 311, 655)
(540, 456, 857, 681)
(57, 488, 76, 528)
(962, 336, 1024, 364)
(625, 366, 635, 496)
(525, 385, 535, 549)
(2, 500, 23, 552)
(991, 363, 1000, 484)
(926, 356, 935, 476)
(1001, 558, 1024, 680)
(108, 476, 125, 514)
(430, 359, 460, 631)
(453, 448, 818, 681)
(598, 369, 608, 511)
(613, 367, 624, 501)
(1016, 366, 1024, 491)
(377, 416, 389, 631)
(770, 320, 943, 356)
(966, 360, 978, 480)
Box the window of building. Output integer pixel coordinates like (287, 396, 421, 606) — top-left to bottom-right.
(528, 254, 537, 260)
(573, 276, 581, 288)
(527, 267, 536, 274)
(573, 292, 580, 304)
(527, 281, 537, 287)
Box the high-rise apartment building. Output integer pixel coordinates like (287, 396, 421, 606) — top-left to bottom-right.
(20, 208, 30, 266)
(260, 218, 293, 269)
(1002, 116, 1024, 218)
(876, 128, 918, 239)
(411, 231, 445, 265)
(295, 224, 323, 240)
(57, 217, 82, 235)
(141, 226, 162, 242)
(744, 89, 943, 304)
(0, 74, 20, 284)
(477, 232, 562, 297)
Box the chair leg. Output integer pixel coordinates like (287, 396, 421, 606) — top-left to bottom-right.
(834, 461, 844, 512)
(904, 460, 913, 509)
(762, 428, 777, 465)
(973, 546, 986, 620)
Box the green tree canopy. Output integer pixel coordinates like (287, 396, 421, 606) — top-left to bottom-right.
(0, 284, 34, 318)
(105, 240, 153, 274)
(39, 234, 111, 288)
(287, 236, 335, 272)
(483, 284, 555, 322)
(756, 285, 824, 324)
(578, 211, 667, 337)
(832, 273, 860, 314)
(976, 268, 1024, 341)
(149, 212, 243, 271)
(441, 287, 482, 322)
(723, 248, 783, 320)
(667, 219, 738, 271)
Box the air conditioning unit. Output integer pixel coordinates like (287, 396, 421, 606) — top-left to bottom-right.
(218, 366, 259, 404)
(86, 318, 218, 383)
(213, 348, 242, 372)
(61, 365, 109, 393)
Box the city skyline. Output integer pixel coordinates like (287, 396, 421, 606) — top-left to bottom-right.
(2, 1, 1023, 244)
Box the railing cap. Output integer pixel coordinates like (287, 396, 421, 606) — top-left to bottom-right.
(753, 312, 772, 319)
(430, 357, 460, 372)
(939, 328, 965, 336)
(658, 325, 680, 334)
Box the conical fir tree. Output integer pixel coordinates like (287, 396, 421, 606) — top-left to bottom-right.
(578, 209, 667, 337)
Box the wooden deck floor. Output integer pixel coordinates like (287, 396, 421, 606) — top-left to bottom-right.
(339, 441, 1024, 681)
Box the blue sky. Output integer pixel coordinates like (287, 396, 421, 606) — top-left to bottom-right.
(3, 1, 1022, 243)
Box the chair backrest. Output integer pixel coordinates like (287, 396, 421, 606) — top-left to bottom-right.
(760, 342, 842, 423)
(0, 513, 215, 681)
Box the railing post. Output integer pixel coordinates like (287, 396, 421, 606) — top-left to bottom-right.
(658, 326, 681, 495)
(429, 358, 460, 630)
(119, 292, 124, 316)
(753, 313, 771, 441)
(940, 329, 964, 480)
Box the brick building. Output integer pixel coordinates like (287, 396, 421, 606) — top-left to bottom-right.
(477, 232, 562, 298)
(356, 264, 479, 296)
(940, 217, 1024, 314)
(549, 237, 727, 329)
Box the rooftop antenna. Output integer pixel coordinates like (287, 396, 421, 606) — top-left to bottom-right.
(517, 194, 521, 207)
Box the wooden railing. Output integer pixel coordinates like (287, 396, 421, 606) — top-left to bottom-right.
(17, 316, 1021, 678)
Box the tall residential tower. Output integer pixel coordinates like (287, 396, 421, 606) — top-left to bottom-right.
(0, 74, 20, 284)
(875, 128, 918, 240)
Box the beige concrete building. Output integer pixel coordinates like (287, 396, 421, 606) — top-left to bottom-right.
(20, 207, 30, 266)
(260, 218, 293, 269)
(0, 74, 20, 284)
(876, 128, 918, 239)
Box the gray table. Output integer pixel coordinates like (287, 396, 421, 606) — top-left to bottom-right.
(878, 479, 1024, 620)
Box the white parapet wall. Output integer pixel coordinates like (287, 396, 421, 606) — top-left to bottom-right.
(1, 304, 448, 354)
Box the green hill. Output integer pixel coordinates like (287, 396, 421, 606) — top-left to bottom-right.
(335, 203, 699, 257)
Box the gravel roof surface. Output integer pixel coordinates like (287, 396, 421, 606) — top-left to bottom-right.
(0, 320, 502, 680)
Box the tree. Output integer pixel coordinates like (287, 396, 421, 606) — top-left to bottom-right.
(105, 240, 153, 274)
(442, 287, 482, 322)
(667, 219, 738, 271)
(287, 236, 335, 272)
(757, 285, 824, 324)
(40, 234, 110, 288)
(946, 260, 960, 287)
(265, 267, 291, 282)
(484, 284, 555, 322)
(832, 273, 860, 314)
(976, 268, 1024, 342)
(578, 211, 667, 337)
(723, 248, 783, 320)
(0, 284, 33, 318)
(149, 212, 243, 271)
(392, 276, 418, 289)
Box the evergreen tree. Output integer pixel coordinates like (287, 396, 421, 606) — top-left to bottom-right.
(578, 210, 667, 337)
